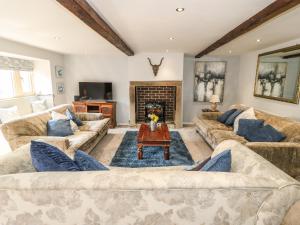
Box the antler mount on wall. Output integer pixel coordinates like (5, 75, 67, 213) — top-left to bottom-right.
(148, 57, 164, 76)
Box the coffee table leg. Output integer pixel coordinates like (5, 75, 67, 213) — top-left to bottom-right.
(164, 146, 170, 160)
(137, 144, 143, 160)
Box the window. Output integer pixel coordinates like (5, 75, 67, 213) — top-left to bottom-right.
(0, 69, 34, 99)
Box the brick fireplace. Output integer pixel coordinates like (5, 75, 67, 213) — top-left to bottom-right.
(129, 81, 182, 128)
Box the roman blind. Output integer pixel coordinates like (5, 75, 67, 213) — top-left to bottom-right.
(0, 56, 34, 71)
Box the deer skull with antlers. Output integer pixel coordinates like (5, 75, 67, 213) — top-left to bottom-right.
(148, 57, 164, 76)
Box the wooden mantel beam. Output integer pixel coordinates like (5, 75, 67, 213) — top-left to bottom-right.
(56, 0, 134, 56)
(195, 0, 300, 58)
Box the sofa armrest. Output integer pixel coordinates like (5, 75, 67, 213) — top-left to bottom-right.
(15, 136, 70, 152)
(199, 112, 222, 120)
(245, 142, 300, 177)
(75, 112, 103, 121)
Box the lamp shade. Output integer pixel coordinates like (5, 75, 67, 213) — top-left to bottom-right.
(210, 95, 220, 103)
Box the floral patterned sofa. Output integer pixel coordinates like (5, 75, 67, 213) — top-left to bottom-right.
(194, 105, 300, 177)
(0, 140, 299, 225)
(0, 104, 110, 154)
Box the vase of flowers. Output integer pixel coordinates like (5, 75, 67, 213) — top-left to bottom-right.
(148, 113, 159, 132)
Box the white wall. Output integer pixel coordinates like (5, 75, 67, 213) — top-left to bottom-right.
(183, 55, 240, 123)
(128, 53, 184, 81)
(64, 54, 129, 124)
(64, 52, 184, 125)
(237, 38, 300, 120)
(0, 37, 66, 105)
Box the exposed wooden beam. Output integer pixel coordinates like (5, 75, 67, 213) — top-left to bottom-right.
(56, 0, 134, 56)
(195, 0, 300, 58)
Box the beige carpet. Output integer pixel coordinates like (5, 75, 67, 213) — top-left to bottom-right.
(90, 126, 212, 166)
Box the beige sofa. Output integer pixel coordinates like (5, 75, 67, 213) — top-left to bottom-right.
(0, 104, 110, 154)
(0, 140, 299, 225)
(194, 105, 300, 177)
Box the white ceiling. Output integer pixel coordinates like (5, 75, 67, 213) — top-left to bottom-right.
(211, 5, 300, 56)
(0, 0, 299, 56)
(0, 0, 120, 55)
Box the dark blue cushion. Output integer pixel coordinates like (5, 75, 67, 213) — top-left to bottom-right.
(30, 141, 80, 172)
(237, 119, 264, 137)
(217, 109, 237, 124)
(47, 119, 74, 137)
(74, 150, 109, 171)
(66, 108, 83, 126)
(201, 149, 231, 172)
(224, 109, 243, 126)
(245, 124, 286, 142)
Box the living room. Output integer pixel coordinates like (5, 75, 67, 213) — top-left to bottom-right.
(0, 0, 300, 224)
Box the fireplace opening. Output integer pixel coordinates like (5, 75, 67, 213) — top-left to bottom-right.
(145, 102, 166, 122)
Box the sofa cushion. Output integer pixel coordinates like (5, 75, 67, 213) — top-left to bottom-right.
(66, 108, 83, 126)
(51, 111, 79, 132)
(201, 149, 231, 172)
(30, 141, 80, 172)
(233, 108, 256, 133)
(237, 119, 264, 138)
(185, 157, 211, 171)
(209, 130, 247, 147)
(245, 125, 286, 142)
(79, 118, 110, 133)
(67, 131, 98, 150)
(74, 150, 108, 171)
(217, 109, 237, 123)
(224, 109, 243, 126)
(47, 119, 74, 137)
(0, 144, 35, 175)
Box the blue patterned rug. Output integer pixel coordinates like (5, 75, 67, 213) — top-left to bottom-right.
(110, 131, 194, 168)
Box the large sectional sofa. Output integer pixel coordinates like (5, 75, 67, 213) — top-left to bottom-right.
(0, 140, 299, 225)
(194, 104, 300, 177)
(0, 104, 110, 154)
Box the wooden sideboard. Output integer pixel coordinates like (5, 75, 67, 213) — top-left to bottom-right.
(73, 101, 117, 128)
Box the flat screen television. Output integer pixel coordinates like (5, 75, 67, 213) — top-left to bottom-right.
(79, 82, 112, 100)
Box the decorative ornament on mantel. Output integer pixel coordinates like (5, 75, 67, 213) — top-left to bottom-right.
(147, 57, 164, 76)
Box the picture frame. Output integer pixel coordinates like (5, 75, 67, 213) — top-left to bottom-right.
(56, 82, 65, 95)
(194, 61, 227, 102)
(55, 65, 64, 78)
(254, 45, 300, 104)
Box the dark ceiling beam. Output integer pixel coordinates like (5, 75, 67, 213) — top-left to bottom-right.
(56, 0, 134, 56)
(195, 0, 300, 58)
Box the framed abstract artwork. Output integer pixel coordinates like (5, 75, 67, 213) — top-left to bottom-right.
(194, 61, 226, 102)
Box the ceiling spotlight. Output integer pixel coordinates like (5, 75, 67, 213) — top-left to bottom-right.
(176, 8, 185, 12)
(256, 39, 261, 43)
(169, 37, 174, 41)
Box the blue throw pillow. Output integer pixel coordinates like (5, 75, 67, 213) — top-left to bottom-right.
(245, 124, 286, 142)
(237, 119, 264, 137)
(201, 149, 231, 172)
(47, 119, 74, 137)
(217, 109, 237, 124)
(30, 141, 80, 172)
(224, 109, 243, 126)
(74, 150, 109, 171)
(66, 108, 83, 126)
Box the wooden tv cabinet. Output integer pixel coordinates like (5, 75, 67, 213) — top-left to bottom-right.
(73, 100, 116, 128)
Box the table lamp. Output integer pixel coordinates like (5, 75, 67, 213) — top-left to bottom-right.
(210, 95, 220, 111)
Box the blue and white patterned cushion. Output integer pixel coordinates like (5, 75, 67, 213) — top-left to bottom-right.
(201, 149, 231, 172)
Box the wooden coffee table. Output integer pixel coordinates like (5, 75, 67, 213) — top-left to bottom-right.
(137, 123, 171, 160)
